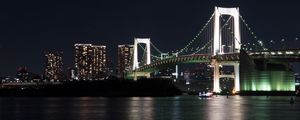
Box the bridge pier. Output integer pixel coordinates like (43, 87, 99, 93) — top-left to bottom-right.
(234, 63, 240, 92)
(212, 59, 221, 93)
(211, 58, 240, 93)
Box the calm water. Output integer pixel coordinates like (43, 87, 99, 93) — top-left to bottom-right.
(0, 96, 300, 120)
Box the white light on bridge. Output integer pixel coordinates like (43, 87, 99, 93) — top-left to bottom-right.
(285, 51, 294, 55)
(271, 52, 276, 55)
(258, 40, 263, 45)
(186, 81, 190, 85)
(278, 52, 283, 55)
(262, 52, 269, 55)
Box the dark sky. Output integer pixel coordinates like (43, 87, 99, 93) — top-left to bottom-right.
(1, 0, 300, 76)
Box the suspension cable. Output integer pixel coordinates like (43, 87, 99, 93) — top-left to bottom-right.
(239, 15, 267, 50)
(138, 43, 161, 59)
(190, 40, 212, 55)
(177, 12, 216, 54)
(150, 42, 163, 54)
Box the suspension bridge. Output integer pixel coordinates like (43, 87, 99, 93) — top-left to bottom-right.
(125, 7, 300, 93)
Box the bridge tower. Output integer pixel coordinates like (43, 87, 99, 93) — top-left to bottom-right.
(212, 7, 241, 93)
(213, 7, 241, 55)
(132, 38, 151, 70)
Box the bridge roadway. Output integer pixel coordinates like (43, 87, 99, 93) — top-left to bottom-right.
(126, 49, 300, 79)
(249, 49, 300, 62)
(136, 53, 239, 72)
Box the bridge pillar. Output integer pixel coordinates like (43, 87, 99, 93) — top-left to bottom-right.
(174, 52, 179, 79)
(211, 59, 221, 93)
(212, 58, 240, 93)
(234, 63, 240, 92)
(213, 7, 221, 55)
(133, 38, 151, 70)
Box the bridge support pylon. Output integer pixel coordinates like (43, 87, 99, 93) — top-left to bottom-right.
(213, 7, 241, 55)
(211, 58, 240, 93)
(233, 63, 240, 92)
(133, 38, 151, 70)
(211, 59, 221, 93)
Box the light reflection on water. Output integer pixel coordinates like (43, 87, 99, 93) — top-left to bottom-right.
(0, 96, 300, 120)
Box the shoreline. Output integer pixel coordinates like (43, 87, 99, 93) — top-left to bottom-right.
(0, 78, 182, 97)
(1, 79, 298, 97)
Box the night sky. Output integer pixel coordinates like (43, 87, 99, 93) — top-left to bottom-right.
(1, 0, 300, 76)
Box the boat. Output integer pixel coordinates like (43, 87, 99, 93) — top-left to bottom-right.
(198, 91, 213, 98)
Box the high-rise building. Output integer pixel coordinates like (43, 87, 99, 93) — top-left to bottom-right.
(17, 66, 29, 82)
(117, 45, 134, 78)
(44, 51, 63, 80)
(74, 44, 107, 80)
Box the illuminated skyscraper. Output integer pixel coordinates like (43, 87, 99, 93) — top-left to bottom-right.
(44, 51, 63, 80)
(74, 44, 107, 80)
(117, 45, 134, 78)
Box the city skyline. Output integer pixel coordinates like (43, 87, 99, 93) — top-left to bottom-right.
(1, 1, 300, 120)
(1, 0, 300, 76)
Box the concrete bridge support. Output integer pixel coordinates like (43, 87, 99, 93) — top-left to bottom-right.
(212, 59, 221, 93)
(234, 63, 240, 92)
(212, 59, 240, 93)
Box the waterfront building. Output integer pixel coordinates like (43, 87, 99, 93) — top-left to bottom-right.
(74, 44, 107, 80)
(117, 44, 134, 78)
(17, 66, 29, 82)
(44, 51, 63, 80)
